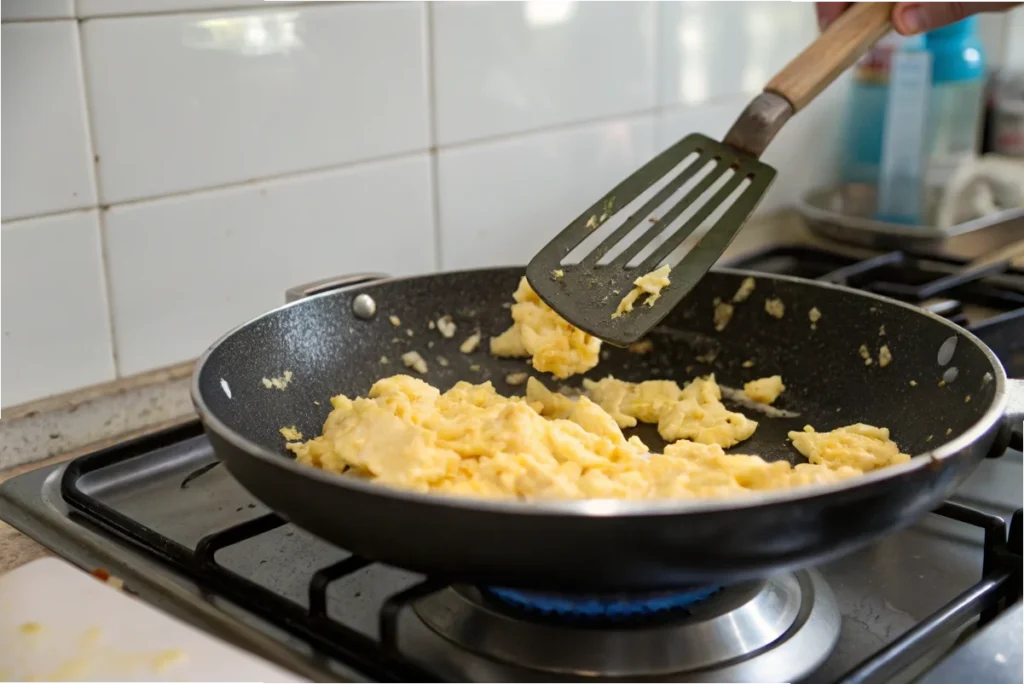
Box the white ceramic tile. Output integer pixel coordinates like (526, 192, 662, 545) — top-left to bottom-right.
(1, 0, 74, 21)
(1, 211, 116, 408)
(656, 77, 850, 214)
(1, 21, 97, 220)
(1005, 6, 1024, 70)
(77, 0, 334, 18)
(655, 94, 748, 149)
(658, 1, 818, 106)
(80, 3, 429, 204)
(103, 154, 435, 376)
(432, 1, 656, 145)
(436, 116, 655, 270)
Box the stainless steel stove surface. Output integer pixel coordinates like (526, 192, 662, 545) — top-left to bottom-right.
(1, 244, 1021, 683)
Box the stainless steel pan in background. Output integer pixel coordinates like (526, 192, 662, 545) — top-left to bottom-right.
(192, 268, 1023, 591)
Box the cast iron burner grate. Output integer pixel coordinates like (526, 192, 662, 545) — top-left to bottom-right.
(57, 421, 1023, 683)
(485, 585, 720, 620)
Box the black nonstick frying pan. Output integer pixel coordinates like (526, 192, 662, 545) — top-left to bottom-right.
(192, 267, 1023, 592)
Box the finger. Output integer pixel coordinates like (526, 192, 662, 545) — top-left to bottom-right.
(815, 2, 852, 30)
(893, 2, 1022, 35)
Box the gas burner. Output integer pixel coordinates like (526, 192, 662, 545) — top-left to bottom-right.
(484, 585, 721, 621)
(411, 571, 840, 682)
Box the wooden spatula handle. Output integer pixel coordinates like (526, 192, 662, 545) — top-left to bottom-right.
(766, 2, 893, 112)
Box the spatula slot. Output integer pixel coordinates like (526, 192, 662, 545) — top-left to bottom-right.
(590, 156, 721, 268)
(619, 162, 739, 270)
(558, 150, 706, 267)
(644, 173, 754, 272)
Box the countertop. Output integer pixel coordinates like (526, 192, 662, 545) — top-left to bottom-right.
(0, 211, 858, 576)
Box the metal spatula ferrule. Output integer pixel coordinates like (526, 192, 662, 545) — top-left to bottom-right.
(527, 2, 893, 347)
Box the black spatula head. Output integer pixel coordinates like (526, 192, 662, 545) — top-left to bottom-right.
(526, 133, 776, 347)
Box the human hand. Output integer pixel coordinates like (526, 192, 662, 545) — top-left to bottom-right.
(816, 2, 1021, 35)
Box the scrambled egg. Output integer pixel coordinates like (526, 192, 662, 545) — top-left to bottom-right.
(744, 376, 785, 405)
(581, 375, 757, 448)
(879, 345, 893, 367)
(713, 301, 734, 332)
(613, 265, 671, 318)
(261, 370, 293, 390)
(489, 277, 601, 379)
(286, 274, 914, 502)
(788, 424, 911, 471)
(401, 351, 428, 374)
(765, 298, 785, 319)
(288, 375, 866, 500)
(279, 426, 303, 441)
(733, 276, 756, 303)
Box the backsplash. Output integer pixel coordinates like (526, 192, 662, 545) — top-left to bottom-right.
(0, 1, 1015, 408)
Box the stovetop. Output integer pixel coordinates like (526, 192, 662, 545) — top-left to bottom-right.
(0, 244, 1022, 683)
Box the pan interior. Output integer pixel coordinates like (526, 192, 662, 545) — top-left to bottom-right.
(197, 268, 1001, 477)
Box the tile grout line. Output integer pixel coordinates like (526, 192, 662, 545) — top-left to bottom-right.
(424, 1, 443, 273)
(74, 17, 122, 377)
(0, 93, 757, 227)
(1, 205, 98, 226)
(75, 110, 658, 212)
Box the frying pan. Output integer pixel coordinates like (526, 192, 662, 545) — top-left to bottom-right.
(192, 268, 1023, 591)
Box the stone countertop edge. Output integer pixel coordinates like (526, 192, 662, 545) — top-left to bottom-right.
(0, 211, 816, 575)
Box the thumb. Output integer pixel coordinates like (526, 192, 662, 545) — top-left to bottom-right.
(894, 2, 1020, 35)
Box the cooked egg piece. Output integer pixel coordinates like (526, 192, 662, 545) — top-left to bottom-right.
(732, 277, 756, 303)
(713, 301, 734, 332)
(788, 423, 911, 472)
(279, 426, 303, 441)
(743, 376, 785, 405)
(613, 265, 671, 318)
(489, 277, 600, 379)
(584, 374, 758, 449)
(401, 351, 428, 374)
(460, 332, 482, 354)
(765, 298, 785, 319)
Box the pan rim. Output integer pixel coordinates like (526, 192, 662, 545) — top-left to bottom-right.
(191, 265, 1010, 518)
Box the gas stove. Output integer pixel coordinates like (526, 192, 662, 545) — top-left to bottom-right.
(1, 243, 1021, 683)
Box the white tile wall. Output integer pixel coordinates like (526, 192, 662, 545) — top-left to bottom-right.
(432, 1, 656, 145)
(81, 3, 430, 203)
(658, 1, 817, 107)
(1, 211, 116, 406)
(1, 21, 96, 221)
(4, 1, 1017, 408)
(77, 0, 289, 18)
(438, 115, 654, 269)
(103, 154, 435, 376)
(0, 0, 73, 22)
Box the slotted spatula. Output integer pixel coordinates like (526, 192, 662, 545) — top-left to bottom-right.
(526, 2, 893, 346)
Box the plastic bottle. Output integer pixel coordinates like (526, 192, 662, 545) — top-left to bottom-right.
(923, 18, 987, 190)
(841, 32, 927, 186)
(876, 38, 932, 224)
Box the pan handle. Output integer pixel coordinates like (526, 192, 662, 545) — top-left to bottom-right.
(284, 273, 391, 303)
(1004, 378, 1024, 453)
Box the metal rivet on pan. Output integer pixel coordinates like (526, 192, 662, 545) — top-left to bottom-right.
(937, 336, 957, 366)
(943, 367, 959, 384)
(352, 294, 377, 319)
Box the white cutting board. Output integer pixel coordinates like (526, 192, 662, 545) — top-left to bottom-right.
(0, 557, 305, 681)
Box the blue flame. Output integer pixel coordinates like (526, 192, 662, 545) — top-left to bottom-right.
(487, 586, 720, 619)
